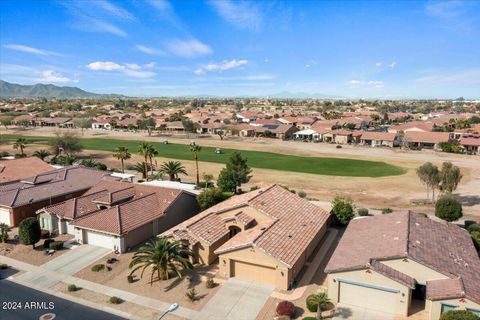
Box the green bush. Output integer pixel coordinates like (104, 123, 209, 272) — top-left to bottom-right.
(471, 231, 480, 251)
(331, 196, 355, 226)
(106, 257, 119, 264)
(127, 275, 134, 283)
(303, 318, 317, 320)
(49, 241, 64, 250)
(109, 296, 123, 304)
(0, 223, 9, 243)
(298, 191, 307, 198)
(197, 187, 233, 210)
(435, 194, 463, 222)
(306, 292, 330, 312)
(43, 239, 54, 249)
(91, 264, 105, 272)
(206, 277, 216, 289)
(40, 229, 50, 239)
(439, 310, 480, 320)
(467, 223, 480, 233)
(465, 220, 477, 229)
(18, 217, 41, 248)
(67, 284, 79, 292)
(357, 208, 369, 216)
(381, 208, 393, 214)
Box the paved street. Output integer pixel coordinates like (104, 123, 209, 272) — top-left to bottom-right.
(198, 278, 273, 320)
(0, 280, 125, 320)
(332, 304, 395, 320)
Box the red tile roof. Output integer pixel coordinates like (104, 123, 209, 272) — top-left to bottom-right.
(426, 278, 465, 301)
(460, 135, 480, 147)
(404, 131, 451, 144)
(359, 131, 397, 142)
(0, 157, 53, 183)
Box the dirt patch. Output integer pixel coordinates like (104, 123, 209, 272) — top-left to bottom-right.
(74, 251, 220, 311)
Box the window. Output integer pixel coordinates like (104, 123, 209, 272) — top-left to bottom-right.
(467, 308, 480, 317)
(441, 304, 458, 314)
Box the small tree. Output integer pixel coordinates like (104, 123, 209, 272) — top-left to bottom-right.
(435, 194, 463, 222)
(33, 149, 51, 161)
(217, 152, 252, 193)
(13, 137, 29, 156)
(73, 118, 93, 136)
(439, 310, 479, 320)
(331, 196, 355, 226)
(416, 162, 440, 201)
(439, 162, 462, 193)
(197, 188, 232, 210)
(0, 223, 9, 243)
(276, 301, 295, 317)
(113, 146, 131, 173)
(18, 217, 41, 249)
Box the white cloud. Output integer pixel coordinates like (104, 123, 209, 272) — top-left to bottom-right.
(167, 39, 212, 58)
(135, 44, 165, 55)
(389, 62, 397, 69)
(415, 69, 480, 84)
(90, 20, 127, 37)
(148, 0, 185, 30)
(94, 0, 135, 20)
(208, 0, 262, 31)
(3, 44, 59, 56)
(425, 0, 467, 19)
(38, 70, 76, 83)
(144, 62, 156, 68)
(87, 61, 156, 78)
(375, 62, 383, 67)
(195, 59, 248, 75)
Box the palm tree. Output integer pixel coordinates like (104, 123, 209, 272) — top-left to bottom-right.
(133, 162, 150, 179)
(159, 161, 187, 181)
(129, 238, 193, 285)
(307, 292, 331, 319)
(138, 142, 154, 180)
(13, 137, 29, 156)
(147, 146, 158, 177)
(189, 142, 202, 186)
(113, 146, 131, 173)
(33, 149, 51, 161)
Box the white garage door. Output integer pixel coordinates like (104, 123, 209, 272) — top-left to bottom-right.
(0, 208, 11, 226)
(339, 280, 399, 314)
(66, 222, 75, 235)
(231, 260, 276, 286)
(85, 230, 114, 249)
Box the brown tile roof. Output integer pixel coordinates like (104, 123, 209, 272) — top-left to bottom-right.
(404, 131, 451, 144)
(370, 260, 416, 289)
(164, 185, 330, 268)
(0, 167, 112, 208)
(326, 212, 480, 304)
(426, 278, 465, 301)
(0, 157, 53, 183)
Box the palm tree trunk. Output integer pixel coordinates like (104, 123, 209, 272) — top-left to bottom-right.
(195, 155, 199, 186)
(144, 156, 148, 181)
(121, 159, 125, 173)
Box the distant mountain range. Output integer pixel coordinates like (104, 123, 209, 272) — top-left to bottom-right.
(0, 80, 124, 99)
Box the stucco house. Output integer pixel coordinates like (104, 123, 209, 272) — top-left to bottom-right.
(163, 184, 330, 290)
(404, 132, 452, 150)
(359, 131, 399, 147)
(325, 211, 480, 320)
(37, 180, 199, 253)
(0, 157, 53, 184)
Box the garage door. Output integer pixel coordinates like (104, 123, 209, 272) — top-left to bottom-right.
(66, 222, 75, 235)
(231, 260, 276, 285)
(0, 208, 11, 226)
(339, 280, 398, 314)
(84, 230, 114, 249)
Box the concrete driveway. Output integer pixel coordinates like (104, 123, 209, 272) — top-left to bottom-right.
(332, 304, 395, 320)
(198, 278, 273, 320)
(15, 245, 110, 288)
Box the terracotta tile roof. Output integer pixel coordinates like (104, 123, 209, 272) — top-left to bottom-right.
(404, 131, 451, 144)
(426, 278, 465, 301)
(235, 212, 255, 226)
(0, 167, 112, 208)
(359, 131, 397, 142)
(389, 121, 434, 133)
(370, 259, 416, 289)
(460, 135, 480, 147)
(326, 212, 480, 304)
(40, 190, 109, 220)
(0, 157, 53, 183)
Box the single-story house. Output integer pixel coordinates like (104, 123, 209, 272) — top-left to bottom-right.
(163, 184, 330, 290)
(325, 211, 480, 320)
(0, 157, 53, 184)
(359, 131, 399, 148)
(293, 129, 321, 141)
(165, 121, 185, 132)
(404, 131, 452, 150)
(459, 134, 480, 155)
(0, 167, 112, 227)
(34, 117, 73, 128)
(255, 124, 298, 139)
(38, 180, 199, 253)
(91, 119, 112, 130)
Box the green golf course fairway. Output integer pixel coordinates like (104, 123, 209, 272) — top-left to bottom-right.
(2, 135, 407, 177)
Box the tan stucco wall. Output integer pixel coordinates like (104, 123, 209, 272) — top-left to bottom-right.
(427, 298, 480, 320)
(195, 234, 230, 265)
(381, 258, 449, 285)
(328, 269, 411, 316)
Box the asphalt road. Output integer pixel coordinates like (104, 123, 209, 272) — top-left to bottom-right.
(0, 280, 125, 320)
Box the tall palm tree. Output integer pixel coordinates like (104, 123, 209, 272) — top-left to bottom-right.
(147, 146, 158, 177)
(129, 238, 193, 285)
(189, 142, 202, 186)
(113, 146, 131, 173)
(138, 142, 154, 180)
(13, 137, 29, 156)
(33, 149, 51, 161)
(159, 161, 187, 181)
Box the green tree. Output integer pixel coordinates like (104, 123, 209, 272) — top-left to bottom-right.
(0, 223, 9, 243)
(416, 162, 440, 201)
(159, 161, 187, 181)
(33, 149, 51, 161)
(439, 310, 479, 320)
(129, 238, 193, 285)
(73, 118, 93, 136)
(217, 152, 252, 193)
(439, 162, 462, 193)
(331, 196, 355, 226)
(13, 137, 29, 156)
(197, 187, 232, 210)
(18, 217, 41, 249)
(435, 194, 463, 222)
(306, 292, 331, 319)
(138, 142, 155, 180)
(133, 162, 150, 179)
(113, 146, 131, 173)
(49, 132, 83, 156)
(189, 142, 202, 186)
(0, 116, 12, 129)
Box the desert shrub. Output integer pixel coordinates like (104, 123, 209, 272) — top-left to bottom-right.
(465, 220, 477, 229)
(435, 194, 463, 222)
(302, 318, 316, 320)
(298, 191, 307, 198)
(336, 145, 342, 148)
(106, 257, 119, 264)
(439, 310, 479, 320)
(0, 223, 9, 243)
(109, 296, 123, 304)
(206, 277, 216, 289)
(127, 275, 134, 283)
(0, 264, 8, 269)
(49, 241, 63, 250)
(43, 239, 54, 249)
(185, 287, 198, 302)
(276, 301, 295, 317)
(91, 264, 105, 272)
(306, 292, 330, 312)
(467, 223, 480, 233)
(67, 284, 79, 292)
(381, 208, 393, 214)
(357, 208, 369, 216)
(250, 185, 259, 191)
(19, 217, 41, 248)
(0, 151, 10, 157)
(40, 229, 50, 239)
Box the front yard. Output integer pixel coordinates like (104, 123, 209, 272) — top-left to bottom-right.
(74, 251, 220, 311)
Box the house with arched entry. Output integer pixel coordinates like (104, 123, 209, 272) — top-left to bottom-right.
(162, 184, 330, 290)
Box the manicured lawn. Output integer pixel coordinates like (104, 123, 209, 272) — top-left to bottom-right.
(1, 134, 406, 177)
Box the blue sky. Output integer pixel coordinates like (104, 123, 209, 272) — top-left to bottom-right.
(0, 0, 479, 98)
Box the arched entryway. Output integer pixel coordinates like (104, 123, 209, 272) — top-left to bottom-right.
(228, 226, 241, 239)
